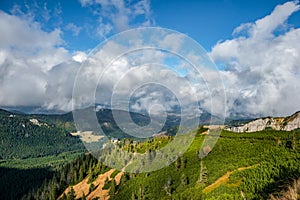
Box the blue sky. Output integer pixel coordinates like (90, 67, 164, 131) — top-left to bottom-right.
(152, 0, 300, 50)
(1, 0, 299, 51)
(0, 0, 300, 117)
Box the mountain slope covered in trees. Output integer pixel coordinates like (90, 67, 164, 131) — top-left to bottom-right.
(1, 108, 300, 199)
(26, 128, 300, 200)
(0, 109, 84, 159)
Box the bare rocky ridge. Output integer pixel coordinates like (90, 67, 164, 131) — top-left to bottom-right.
(226, 111, 300, 132)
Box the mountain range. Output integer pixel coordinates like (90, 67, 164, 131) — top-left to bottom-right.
(0, 106, 220, 137)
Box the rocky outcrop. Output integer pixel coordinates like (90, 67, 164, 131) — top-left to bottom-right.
(226, 111, 300, 132)
(29, 118, 49, 127)
(283, 111, 300, 131)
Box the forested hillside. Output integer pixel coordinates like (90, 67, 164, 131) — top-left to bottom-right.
(0, 109, 85, 199)
(0, 109, 84, 159)
(113, 129, 300, 200)
(1, 108, 299, 199)
(25, 128, 300, 200)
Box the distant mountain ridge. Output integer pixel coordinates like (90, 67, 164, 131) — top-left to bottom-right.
(0, 106, 218, 137)
(226, 111, 300, 132)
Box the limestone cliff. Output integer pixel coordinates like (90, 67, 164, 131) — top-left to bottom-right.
(226, 111, 300, 132)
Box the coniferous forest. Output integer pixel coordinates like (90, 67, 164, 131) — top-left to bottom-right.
(1, 0, 300, 199)
(1, 107, 299, 200)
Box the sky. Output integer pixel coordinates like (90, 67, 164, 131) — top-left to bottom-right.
(0, 0, 300, 118)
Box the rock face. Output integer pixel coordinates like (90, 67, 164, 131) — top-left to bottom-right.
(29, 118, 49, 127)
(226, 111, 300, 132)
(283, 111, 300, 131)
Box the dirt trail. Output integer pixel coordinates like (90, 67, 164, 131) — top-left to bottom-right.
(237, 164, 259, 171)
(202, 164, 258, 194)
(202, 171, 231, 193)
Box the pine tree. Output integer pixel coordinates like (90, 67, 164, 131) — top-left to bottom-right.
(89, 183, 95, 193)
(175, 157, 181, 170)
(109, 180, 116, 199)
(49, 178, 58, 200)
(67, 187, 76, 200)
(81, 192, 86, 200)
(79, 166, 84, 181)
(181, 156, 187, 169)
(181, 173, 189, 186)
(197, 161, 208, 184)
(61, 193, 67, 200)
(131, 192, 137, 200)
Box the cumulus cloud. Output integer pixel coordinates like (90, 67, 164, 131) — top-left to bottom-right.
(72, 51, 87, 63)
(0, 0, 156, 113)
(0, 11, 72, 109)
(44, 61, 81, 111)
(0, 11, 62, 50)
(211, 1, 300, 117)
(72, 28, 225, 121)
(0, 1, 155, 113)
(1, 0, 299, 120)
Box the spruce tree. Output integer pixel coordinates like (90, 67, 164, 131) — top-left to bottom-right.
(109, 180, 116, 199)
(81, 192, 86, 200)
(67, 187, 76, 200)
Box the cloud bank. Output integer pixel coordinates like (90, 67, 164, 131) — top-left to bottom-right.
(211, 1, 300, 117)
(0, 1, 299, 119)
(0, 0, 154, 113)
(0, 10, 70, 108)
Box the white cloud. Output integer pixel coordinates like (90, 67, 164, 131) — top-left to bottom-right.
(66, 23, 82, 36)
(0, 2, 155, 113)
(80, 0, 93, 7)
(0, 11, 62, 49)
(96, 17, 113, 37)
(211, 1, 300, 117)
(79, 0, 154, 37)
(2, 0, 299, 120)
(0, 11, 73, 109)
(72, 35, 222, 119)
(72, 51, 87, 63)
(44, 61, 81, 111)
(158, 33, 185, 52)
(10, 1, 62, 27)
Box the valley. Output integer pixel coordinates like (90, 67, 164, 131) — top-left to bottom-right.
(0, 108, 299, 199)
(1, 0, 300, 199)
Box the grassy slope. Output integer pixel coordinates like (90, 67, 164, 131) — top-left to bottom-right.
(0, 150, 83, 169)
(114, 129, 300, 200)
